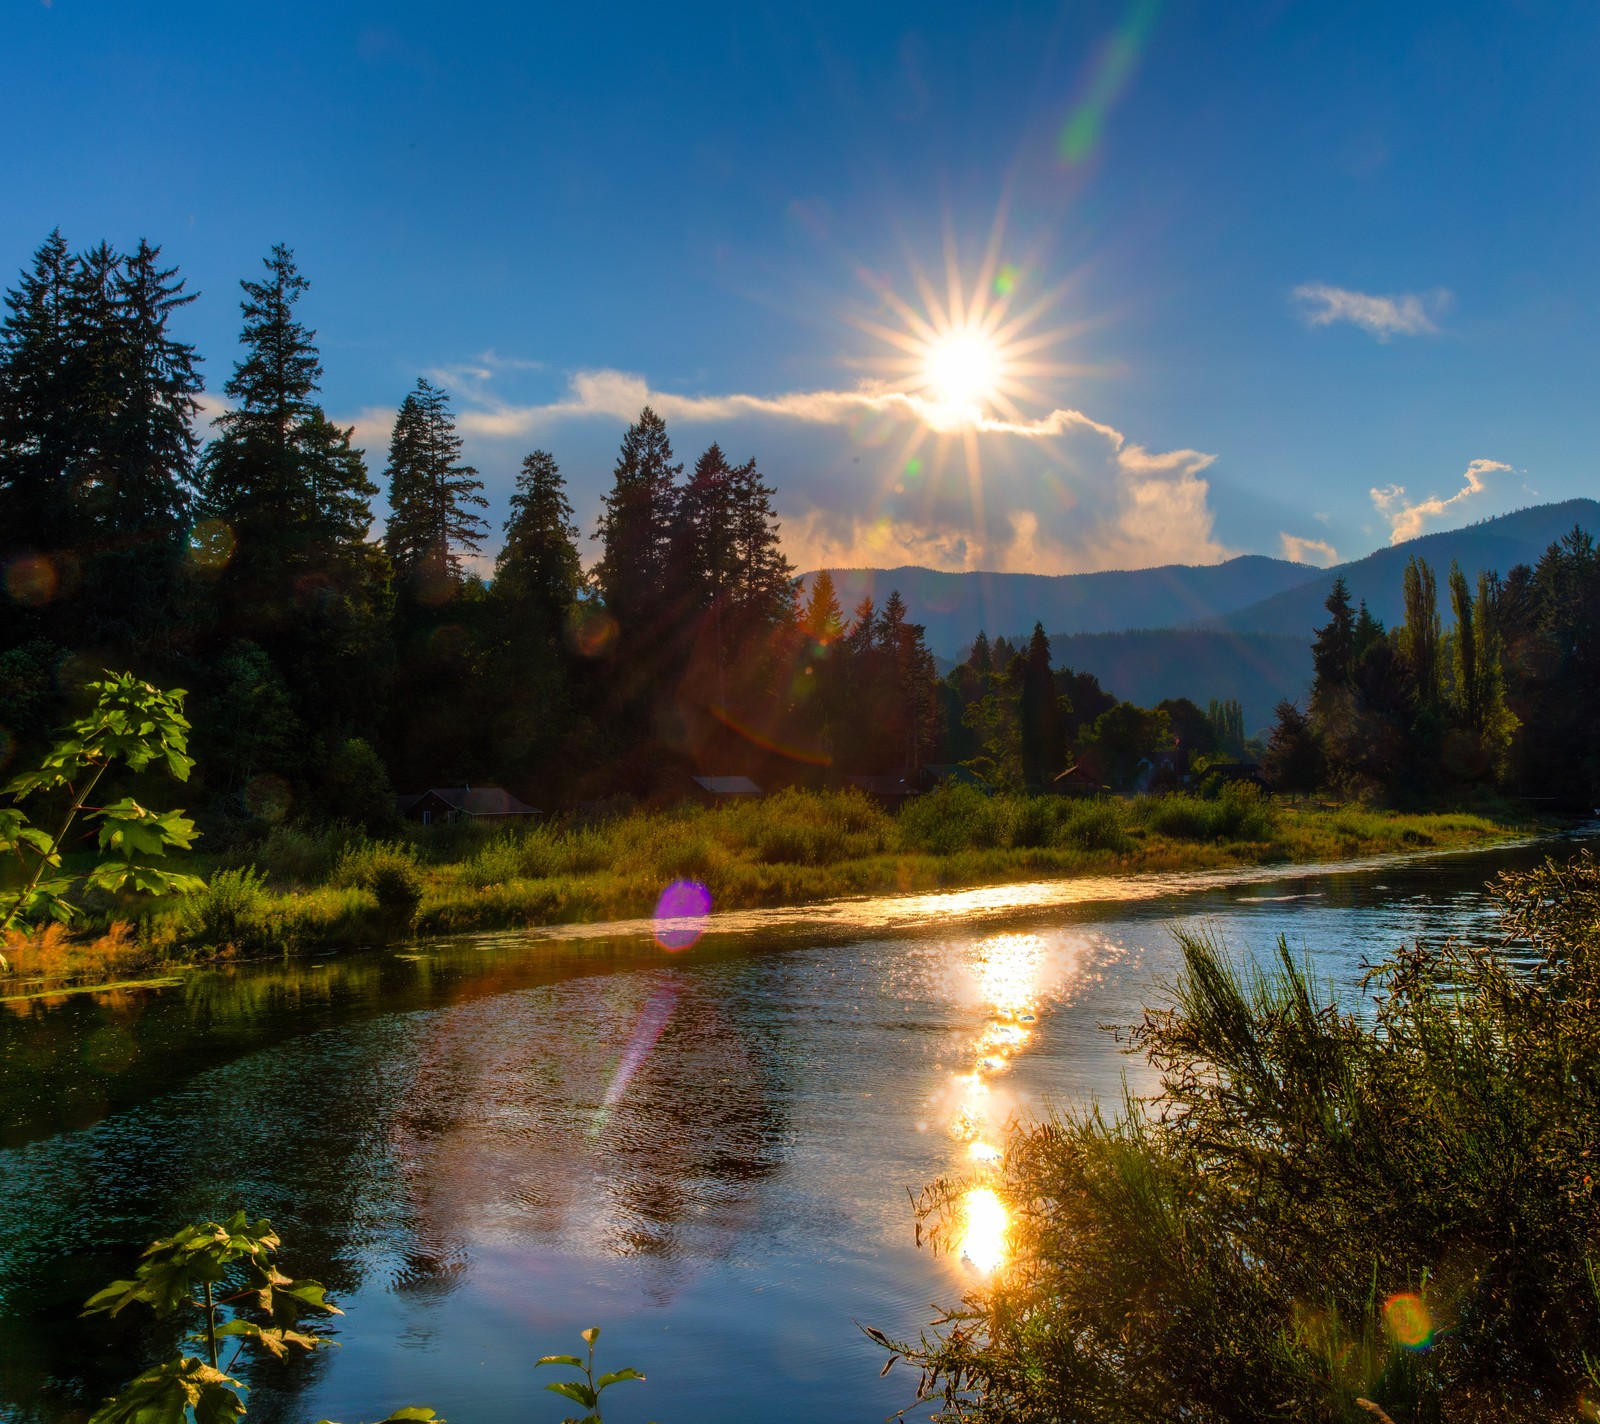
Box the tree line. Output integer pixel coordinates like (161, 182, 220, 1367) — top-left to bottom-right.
(1262, 533, 1600, 804)
(0, 233, 961, 827)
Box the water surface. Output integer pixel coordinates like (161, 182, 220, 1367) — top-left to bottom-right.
(0, 834, 1584, 1424)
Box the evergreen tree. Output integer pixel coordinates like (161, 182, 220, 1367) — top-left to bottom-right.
(198, 245, 378, 604)
(496, 449, 582, 630)
(668, 442, 739, 621)
(728, 454, 794, 625)
(1310, 576, 1356, 709)
(196, 245, 385, 761)
(593, 406, 680, 629)
(1261, 700, 1324, 794)
(1020, 621, 1063, 786)
(0, 232, 79, 564)
(383, 377, 488, 590)
(800, 570, 844, 646)
(968, 630, 994, 677)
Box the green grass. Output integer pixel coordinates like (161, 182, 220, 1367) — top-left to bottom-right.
(3, 785, 1530, 990)
(871, 848, 1600, 1423)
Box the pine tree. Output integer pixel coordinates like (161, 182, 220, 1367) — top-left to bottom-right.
(383, 377, 488, 590)
(195, 246, 385, 758)
(968, 630, 994, 677)
(668, 442, 739, 617)
(1310, 577, 1356, 707)
(0, 231, 79, 560)
(800, 570, 844, 646)
(1020, 621, 1063, 786)
(496, 449, 582, 630)
(728, 454, 794, 625)
(198, 245, 378, 593)
(593, 406, 680, 630)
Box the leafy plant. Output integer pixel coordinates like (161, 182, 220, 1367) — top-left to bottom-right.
(536, 1326, 648, 1423)
(872, 847, 1600, 1422)
(81, 1211, 436, 1424)
(0, 672, 205, 964)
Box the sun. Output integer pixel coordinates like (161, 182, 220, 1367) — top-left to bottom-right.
(852, 230, 1082, 430)
(925, 329, 1003, 411)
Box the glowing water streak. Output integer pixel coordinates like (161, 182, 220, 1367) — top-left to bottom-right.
(590, 984, 678, 1136)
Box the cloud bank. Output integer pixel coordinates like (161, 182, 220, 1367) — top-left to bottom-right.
(1279, 532, 1338, 567)
(1370, 458, 1512, 543)
(1292, 282, 1450, 341)
(431, 367, 1231, 575)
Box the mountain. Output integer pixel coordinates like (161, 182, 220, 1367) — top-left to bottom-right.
(809, 555, 1313, 660)
(1045, 631, 1313, 731)
(1201, 500, 1600, 637)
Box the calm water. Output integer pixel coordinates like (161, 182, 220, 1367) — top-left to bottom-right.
(0, 834, 1588, 1424)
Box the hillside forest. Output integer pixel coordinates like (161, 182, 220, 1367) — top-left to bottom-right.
(2, 233, 1598, 837)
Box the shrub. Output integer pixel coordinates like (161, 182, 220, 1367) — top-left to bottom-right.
(1055, 797, 1131, 853)
(332, 842, 423, 925)
(183, 867, 270, 950)
(898, 784, 1001, 854)
(877, 848, 1600, 1423)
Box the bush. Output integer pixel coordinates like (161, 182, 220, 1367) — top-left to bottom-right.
(878, 849, 1600, 1422)
(331, 842, 423, 925)
(1055, 798, 1131, 853)
(183, 867, 270, 950)
(898, 784, 1001, 854)
(1139, 783, 1276, 842)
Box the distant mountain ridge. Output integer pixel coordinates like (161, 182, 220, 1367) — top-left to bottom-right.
(1193, 499, 1600, 637)
(807, 500, 1600, 728)
(811, 555, 1313, 659)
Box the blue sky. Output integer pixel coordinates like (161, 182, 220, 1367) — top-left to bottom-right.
(6, 1, 1597, 574)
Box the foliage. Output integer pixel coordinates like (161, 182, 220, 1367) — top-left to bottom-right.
(536, 1326, 647, 1424)
(331, 841, 423, 924)
(383, 376, 488, 590)
(80, 1212, 436, 1424)
(875, 848, 1600, 1423)
(0, 673, 204, 963)
(182, 867, 271, 951)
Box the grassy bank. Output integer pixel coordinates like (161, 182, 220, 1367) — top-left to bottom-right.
(1, 784, 1532, 992)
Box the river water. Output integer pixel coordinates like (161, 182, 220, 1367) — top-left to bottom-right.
(0, 834, 1588, 1424)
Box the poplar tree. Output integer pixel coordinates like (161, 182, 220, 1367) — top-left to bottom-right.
(383, 377, 487, 589)
(1401, 556, 1442, 712)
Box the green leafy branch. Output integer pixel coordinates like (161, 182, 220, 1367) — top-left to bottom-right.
(81, 1210, 439, 1424)
(0, 671, 206, 963)
(536, 1327, 649, 1424)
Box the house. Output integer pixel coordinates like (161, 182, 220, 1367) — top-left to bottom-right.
(920, 763, 994, 793)
(847, 773, 921, 808)
(1051, 764, 1106, 798)
(690, 775, 763, 803)
(397, 787, 540, 825)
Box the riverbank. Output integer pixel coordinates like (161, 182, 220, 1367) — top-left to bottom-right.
(0, 785, 1537, 995)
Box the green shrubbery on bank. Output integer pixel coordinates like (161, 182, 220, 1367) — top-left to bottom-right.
(877, 847, 1600, 1423)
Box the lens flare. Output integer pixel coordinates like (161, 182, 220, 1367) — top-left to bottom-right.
(653, 879, 712, 950)
(1383, 1292, 1433, 1351)
(4, 553, 57, 607)
(959, 1186, 1008, 1272)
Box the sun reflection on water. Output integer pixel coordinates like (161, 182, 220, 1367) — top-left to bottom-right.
(944, 932, 1055, 1274)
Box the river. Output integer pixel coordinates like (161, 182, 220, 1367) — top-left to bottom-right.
(0, 834, 1587, 1424)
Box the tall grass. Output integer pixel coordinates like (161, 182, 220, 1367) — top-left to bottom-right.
(876, 849, 1600, 1422)
(1, 787, 1524, 987)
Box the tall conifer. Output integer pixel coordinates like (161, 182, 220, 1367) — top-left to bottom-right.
(383, 377, 487, 589)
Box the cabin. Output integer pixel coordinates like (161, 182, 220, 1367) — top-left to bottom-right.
(1051, 764, 1107, 798)
(690, 775, 763, 804)
(920, 763, 994, 794)
(397, 786, 540, 826)
(847, 773, 921, 808)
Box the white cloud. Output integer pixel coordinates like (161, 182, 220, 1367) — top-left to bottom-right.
(192, 391, 232, 432)
(1280, 532, 1338, 567)
(431, 367, 1230, 575)
(342, 405, 398, 455)
(1292, 282, 1450, 341)
(1370, 458, 1513, 544)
